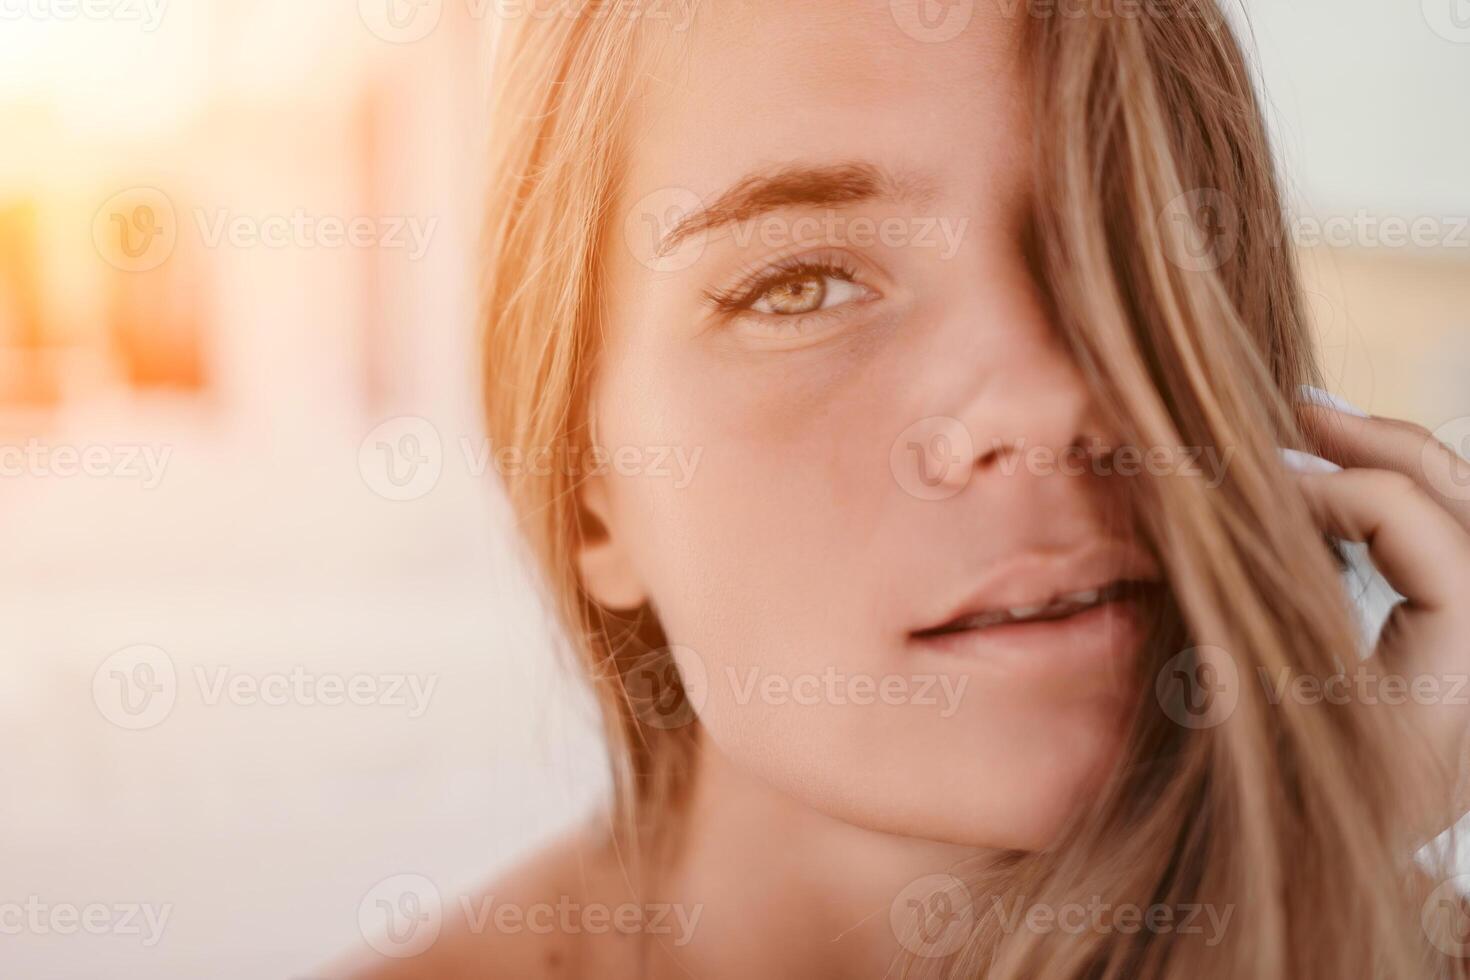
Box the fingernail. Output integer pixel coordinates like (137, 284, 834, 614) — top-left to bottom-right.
(1298, 384, 1369, 418)
(1280, 448, 1343, 475)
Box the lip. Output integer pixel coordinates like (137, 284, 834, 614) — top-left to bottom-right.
(908, 590, 1155, 688)
(911, 541, 1162, 637)
(906, 542, 1163, 682)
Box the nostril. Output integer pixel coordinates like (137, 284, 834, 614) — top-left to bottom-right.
(972, 434, 1026, 472)
(972, 438, 1003, 469)
(1073, 436, 1115, 467)
(969, 432, 1117, 479)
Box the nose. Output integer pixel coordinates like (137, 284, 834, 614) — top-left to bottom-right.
(905, 315, 1117, 496)
(959, 336, 1113, 477)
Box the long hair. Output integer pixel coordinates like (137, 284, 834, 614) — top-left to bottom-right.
(479, 2, 1464, 976)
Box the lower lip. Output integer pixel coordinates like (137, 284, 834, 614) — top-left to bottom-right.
(908, 596, 1149, 680)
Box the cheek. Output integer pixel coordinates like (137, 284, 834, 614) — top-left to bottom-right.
(595, 334, 897, 664)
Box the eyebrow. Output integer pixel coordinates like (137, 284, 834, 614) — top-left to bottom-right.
(655, 161, 936, 256)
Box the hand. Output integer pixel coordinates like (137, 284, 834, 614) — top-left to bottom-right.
(1293, 392, 1470, 837)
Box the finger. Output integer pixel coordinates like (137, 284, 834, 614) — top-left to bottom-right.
(1297, 403, 1470, 533)
(1294, 468, 1470, 612)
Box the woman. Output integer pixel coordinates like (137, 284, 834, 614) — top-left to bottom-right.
(353, 0, 1470, 976)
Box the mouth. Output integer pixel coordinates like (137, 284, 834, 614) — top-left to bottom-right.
(910, 578, 1159, 640)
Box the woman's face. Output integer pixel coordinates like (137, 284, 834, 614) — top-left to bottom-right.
(585, 1, 1160, 849)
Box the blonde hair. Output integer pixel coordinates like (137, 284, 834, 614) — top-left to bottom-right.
(480, 2, 1465, 976)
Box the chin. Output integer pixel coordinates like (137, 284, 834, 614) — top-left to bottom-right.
(756, 706, 1132, 853)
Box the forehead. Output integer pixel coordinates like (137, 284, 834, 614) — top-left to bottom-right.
(623, 0, 1031, 208)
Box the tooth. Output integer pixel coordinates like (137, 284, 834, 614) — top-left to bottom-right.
(1062, 589, 1099, 605)
(1006, 604, 1046, 619)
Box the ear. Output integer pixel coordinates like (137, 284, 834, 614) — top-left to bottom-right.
(576, 474, 649, 611)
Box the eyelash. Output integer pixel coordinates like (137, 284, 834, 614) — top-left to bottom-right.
(702, 255, 864, 316)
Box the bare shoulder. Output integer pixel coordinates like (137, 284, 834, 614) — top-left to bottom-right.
(326, 820, 645, 980)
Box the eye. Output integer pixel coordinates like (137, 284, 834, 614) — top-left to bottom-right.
(749, 270, 868, 316)
(704, 254, 880, 334)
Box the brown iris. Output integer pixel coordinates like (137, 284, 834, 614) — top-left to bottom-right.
(758, 274, 825, 314)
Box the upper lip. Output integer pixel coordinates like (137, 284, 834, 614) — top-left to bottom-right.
(911, 541, 1162, 635)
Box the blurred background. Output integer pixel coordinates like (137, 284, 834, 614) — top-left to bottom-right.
(0, 1, 1465, 976)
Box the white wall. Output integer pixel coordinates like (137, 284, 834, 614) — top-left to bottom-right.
(1234, 0, 1470, 217)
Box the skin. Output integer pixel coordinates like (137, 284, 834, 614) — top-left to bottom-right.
(341, 3, 1470, 978)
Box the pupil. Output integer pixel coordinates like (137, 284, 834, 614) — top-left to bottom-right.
(767, 275, 824, 314)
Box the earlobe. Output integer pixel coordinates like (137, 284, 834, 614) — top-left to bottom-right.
(576, 476, 649, 611)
